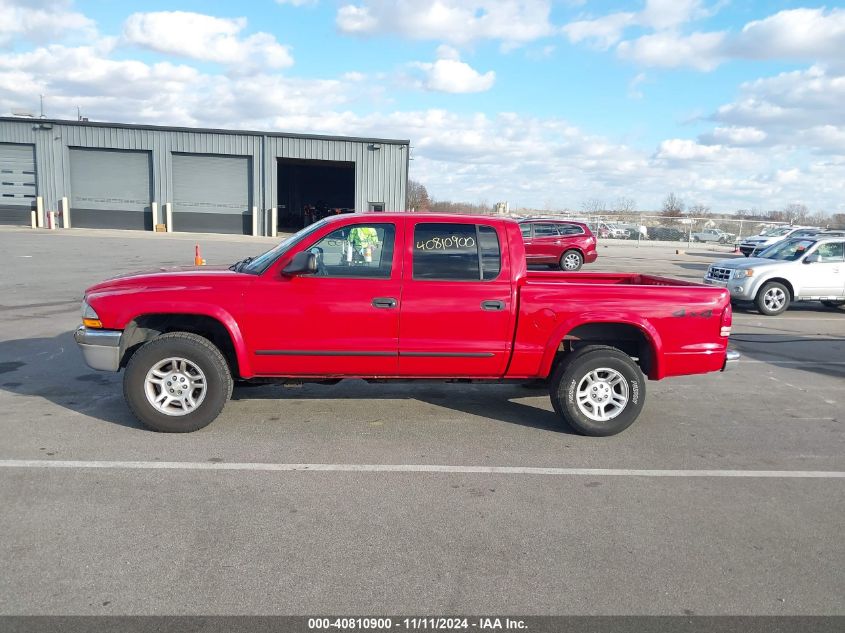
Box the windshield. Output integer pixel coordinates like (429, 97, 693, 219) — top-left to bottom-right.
(757, 238, 816, 261)
(760, 226, 792, 237)
(241, 219, 329, 274)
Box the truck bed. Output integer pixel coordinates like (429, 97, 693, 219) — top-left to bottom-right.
(525, 271, 700, 286)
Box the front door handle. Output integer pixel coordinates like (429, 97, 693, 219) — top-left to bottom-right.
(372, 297, 397, 309)
(481, 300, 505, 311)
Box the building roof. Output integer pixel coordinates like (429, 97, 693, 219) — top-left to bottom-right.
(0, 116, 410, 146)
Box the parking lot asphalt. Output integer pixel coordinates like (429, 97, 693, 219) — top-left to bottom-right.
(0, 227, 842, 615)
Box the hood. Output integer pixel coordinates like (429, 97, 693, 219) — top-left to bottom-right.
(85, 265, 243, 294)
(741, 234, 773, 243)
(711, 256, 777, 270)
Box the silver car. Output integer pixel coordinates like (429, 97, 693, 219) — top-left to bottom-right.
(704, 235, 845, 315)
(738, 225, 820, 257)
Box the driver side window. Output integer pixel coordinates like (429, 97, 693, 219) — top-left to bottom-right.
(308, 223, 396, 278)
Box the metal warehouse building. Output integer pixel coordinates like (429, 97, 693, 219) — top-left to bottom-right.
(0, 117, 409, 236)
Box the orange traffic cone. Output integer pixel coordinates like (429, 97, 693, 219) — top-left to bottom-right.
(194, 244, 206, 266)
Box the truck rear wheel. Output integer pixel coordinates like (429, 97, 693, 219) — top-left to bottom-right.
(123, 332, 233, 432)
(550, 345, 645, 436)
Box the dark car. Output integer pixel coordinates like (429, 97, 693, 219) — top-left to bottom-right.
(518, 219, 598, 271)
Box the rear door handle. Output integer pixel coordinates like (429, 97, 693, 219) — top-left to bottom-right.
(481, 300, 505, 311)
(372, 297, 397, 309)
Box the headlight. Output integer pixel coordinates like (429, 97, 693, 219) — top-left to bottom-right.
(732, 269, 754, 279)
(81, 298, 102, 328)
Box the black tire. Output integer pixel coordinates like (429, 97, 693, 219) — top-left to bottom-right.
(560, 249, 583, 271)
(549, 345, 646, 437)
(123, 332, 233, 432)
(821, 300, 845, 309)
(755, 281, 791, 316)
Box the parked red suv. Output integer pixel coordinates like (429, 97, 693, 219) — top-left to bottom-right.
(519, 219, 598, 271)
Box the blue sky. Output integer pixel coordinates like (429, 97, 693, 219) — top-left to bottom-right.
(2, 0, 844, 213)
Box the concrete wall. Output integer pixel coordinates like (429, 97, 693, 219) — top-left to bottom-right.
(0, 118, 409, 235)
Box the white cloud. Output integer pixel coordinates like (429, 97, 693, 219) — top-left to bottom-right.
(701, 126, 767, 146)
(0, 0, 95, 45)
(731, 8, 845, 64)
(598, 7, 845, 72)
(411, 48, 495, 93)
(639, 0, 705, 31)
(561, 12, 636, 49)
(715, 66, 845, 129)
(561, 0, 706, 51)
(655, 139, 734, 162)
(336, 0, 554, 47)
(617, 31, 726, 70)
(275, 0, 317, 5)
(123, 11, 293, 70)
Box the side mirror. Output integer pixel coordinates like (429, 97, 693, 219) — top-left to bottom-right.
(282, 251, 317, 275)
(803, 253, 819, 264)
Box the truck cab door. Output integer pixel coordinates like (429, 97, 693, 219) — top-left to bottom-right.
(242, 219, 403, 376)
(398, 221, 515, 378)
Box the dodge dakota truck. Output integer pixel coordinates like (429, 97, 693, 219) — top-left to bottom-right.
(75, 213, 738, 436)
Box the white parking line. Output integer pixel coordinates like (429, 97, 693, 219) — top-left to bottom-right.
(0, 460, 843, 478)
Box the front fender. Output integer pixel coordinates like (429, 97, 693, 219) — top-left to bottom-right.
(117, 302, 252, 378)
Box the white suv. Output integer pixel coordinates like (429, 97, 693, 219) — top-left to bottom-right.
(704, 235, 845, 315)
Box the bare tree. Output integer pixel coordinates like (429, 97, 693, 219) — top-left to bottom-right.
(783, 203, 808, 224)
(661, 192, 685, 216)
(688, 203, 710, 217)
(612, 197, 637, 214)
(581, 198, 605, 215)
(406, 179, 430, 212)
(830, 213, 845, 229)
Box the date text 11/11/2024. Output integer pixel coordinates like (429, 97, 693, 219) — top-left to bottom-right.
(307, 617, 528, 630)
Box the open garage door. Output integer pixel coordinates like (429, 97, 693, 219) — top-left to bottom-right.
(172, 154, 251, 235)
(0, 143, 36, 225)
(70, 149, 152, 230)
(278, 158, 355, 230)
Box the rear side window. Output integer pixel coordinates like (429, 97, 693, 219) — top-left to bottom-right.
(413, 223, 502, 281)
(533, 223, 558, 236)
(557, 223, 584, 235)
(479, 225, 501, 280)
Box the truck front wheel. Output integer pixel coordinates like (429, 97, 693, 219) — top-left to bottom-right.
(123, 332, 233, 432)
(550, 345, 646, 436)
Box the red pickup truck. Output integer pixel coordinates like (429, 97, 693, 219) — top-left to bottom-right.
(75, 213, 738, 436)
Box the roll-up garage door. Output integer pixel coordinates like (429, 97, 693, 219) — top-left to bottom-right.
(0, 143, 36, 225)
(70, 148, 152, 230)
(172, 154, 251, 235)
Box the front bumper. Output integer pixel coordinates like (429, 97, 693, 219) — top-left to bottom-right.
(74, 326, 122, 371)
(703, 276, 756, 300)
(722, 350, 740, 371)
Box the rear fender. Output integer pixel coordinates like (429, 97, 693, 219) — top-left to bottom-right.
(540, 314, 663, 379)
